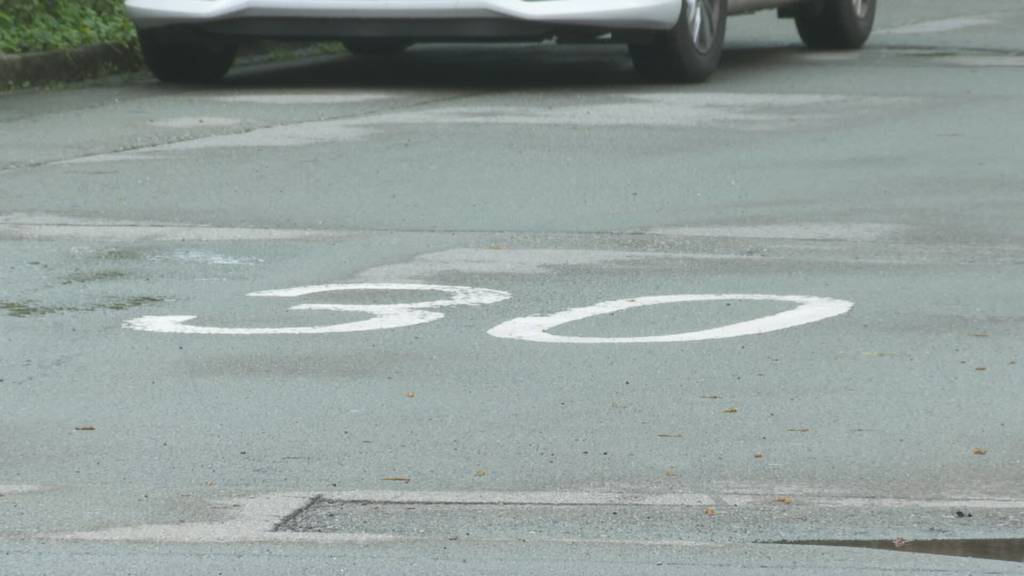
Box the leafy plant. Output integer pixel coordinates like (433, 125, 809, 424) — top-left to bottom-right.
(0, 0, 137, 54)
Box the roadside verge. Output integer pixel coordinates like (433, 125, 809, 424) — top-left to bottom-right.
(0, 43, 141, 88)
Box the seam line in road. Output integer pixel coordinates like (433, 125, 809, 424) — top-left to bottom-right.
(271, 494, 322, 532)
(0, 90, 489, 174)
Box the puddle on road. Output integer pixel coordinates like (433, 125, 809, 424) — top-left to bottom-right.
(782, 539, 1024, 563)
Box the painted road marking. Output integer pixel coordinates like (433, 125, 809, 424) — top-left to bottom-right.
(319, 490, 715, 506)
(127, 285, 852, 342)
(50, 92, 899, 165)
(150, 117, 243, 129)
(0, 213, 354, 241)
(0, 485, 51, 496)
(877, 16, 997, 36)
(647, 223, 902, 242)
(488, 294, 854, 344)
(125, 283, 511, 335)
(207, 93, 394, 105)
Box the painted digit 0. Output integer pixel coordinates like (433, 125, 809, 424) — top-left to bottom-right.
(487, 294, 853, 343)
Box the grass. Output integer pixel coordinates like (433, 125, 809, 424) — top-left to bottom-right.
(1, 296, 162, 317)
(0, 0, 136, 54)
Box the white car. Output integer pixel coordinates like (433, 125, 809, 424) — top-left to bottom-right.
(125, 0, 876, 84)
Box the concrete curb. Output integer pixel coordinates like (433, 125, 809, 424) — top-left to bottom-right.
(0, 43, 142, 88)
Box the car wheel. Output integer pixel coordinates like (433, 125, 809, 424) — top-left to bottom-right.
(629, 0, 728, 83)
(342, 39, 413, 56)
(138, 28, 237, 84)
(796, 0, 876, 50)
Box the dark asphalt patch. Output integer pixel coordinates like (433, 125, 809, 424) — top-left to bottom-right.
(780, 538, 1024, 563)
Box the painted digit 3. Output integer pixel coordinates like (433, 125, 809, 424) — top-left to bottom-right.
(123, 283, 511, 335)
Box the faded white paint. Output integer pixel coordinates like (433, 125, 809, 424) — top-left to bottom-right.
(721, 494, 1024, 509)
(57, 493, 318, 543)
(937, 55, 1024, 68)
(369, 93, 852, 129)
(0, 485, 50, 496)
(125, 283, 511, 335)
(150, 117, 243, 128)
(797, 52, 863, 63)
(488, 294, 854, 344)
(56, 91, 889, 165)
(877, 16, 997, 35)
(59, 151, 164, 164)
(355, 249, 686, 282)
(207, 93, 394, 105)
(0, 213, 352, 241)
(61, 119, 370, 164)
(648, 223, 902, 242)
(158, 122, 369, 151)
(148, 250, 263, 265)
(323, 490, 715, 506)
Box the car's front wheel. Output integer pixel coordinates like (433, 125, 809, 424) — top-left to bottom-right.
(796, 0, 876, 50)
(629, 0, 728, 83)
(138, 27, 237, 84)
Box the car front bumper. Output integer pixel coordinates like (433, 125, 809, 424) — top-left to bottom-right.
(125, 0, 683, 32)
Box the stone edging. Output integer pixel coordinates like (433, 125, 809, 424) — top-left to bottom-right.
(0, 43, 142, 88)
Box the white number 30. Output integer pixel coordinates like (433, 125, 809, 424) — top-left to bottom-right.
(125, 283, 852, 343)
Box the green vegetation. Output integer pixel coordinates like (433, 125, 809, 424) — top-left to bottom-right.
(1, 301, 62, 317)
(1, 296, 162, 317)
(0, 0, 136, 54)
(61, 270, 128, 285)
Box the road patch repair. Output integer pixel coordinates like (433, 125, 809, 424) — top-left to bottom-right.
(44, 490, 1024, 561)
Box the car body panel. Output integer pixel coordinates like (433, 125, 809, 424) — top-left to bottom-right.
(126, 0, 806, 31)
(126, 0, 687, 31)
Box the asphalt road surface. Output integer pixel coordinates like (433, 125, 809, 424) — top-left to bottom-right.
(2, 0, 1023, 573)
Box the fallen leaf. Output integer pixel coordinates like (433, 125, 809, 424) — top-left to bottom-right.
(754, 453, 764, 459)
(664, 468, 678, 477)
(975, 367, 986, 372)
(704, 506, 717, 516)
(383, 476, 411, 483)
(972, 448, 988, 456)
(971, 333, 990, 338)
(700, 395, 721, 400)
(787, 428, 811, 433)
(863, 352, 895, 357)
(775, 496, 794, 505)
(893, 537, 907, 548)
(404, 392, 416, 398)
(657, 433, 684, 438)
(74, 425, 95, 431)
(722, 408, 738, 414)
(474, 469, 488, 477)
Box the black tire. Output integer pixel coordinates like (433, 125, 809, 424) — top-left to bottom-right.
(796, 0, 876, 50)
(629, 0, 727, 83)
(138, 27, 237, 84)
(342, 39, 413, 56)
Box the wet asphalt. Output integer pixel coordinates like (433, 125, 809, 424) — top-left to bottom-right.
(1, 0, 1023, 573)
